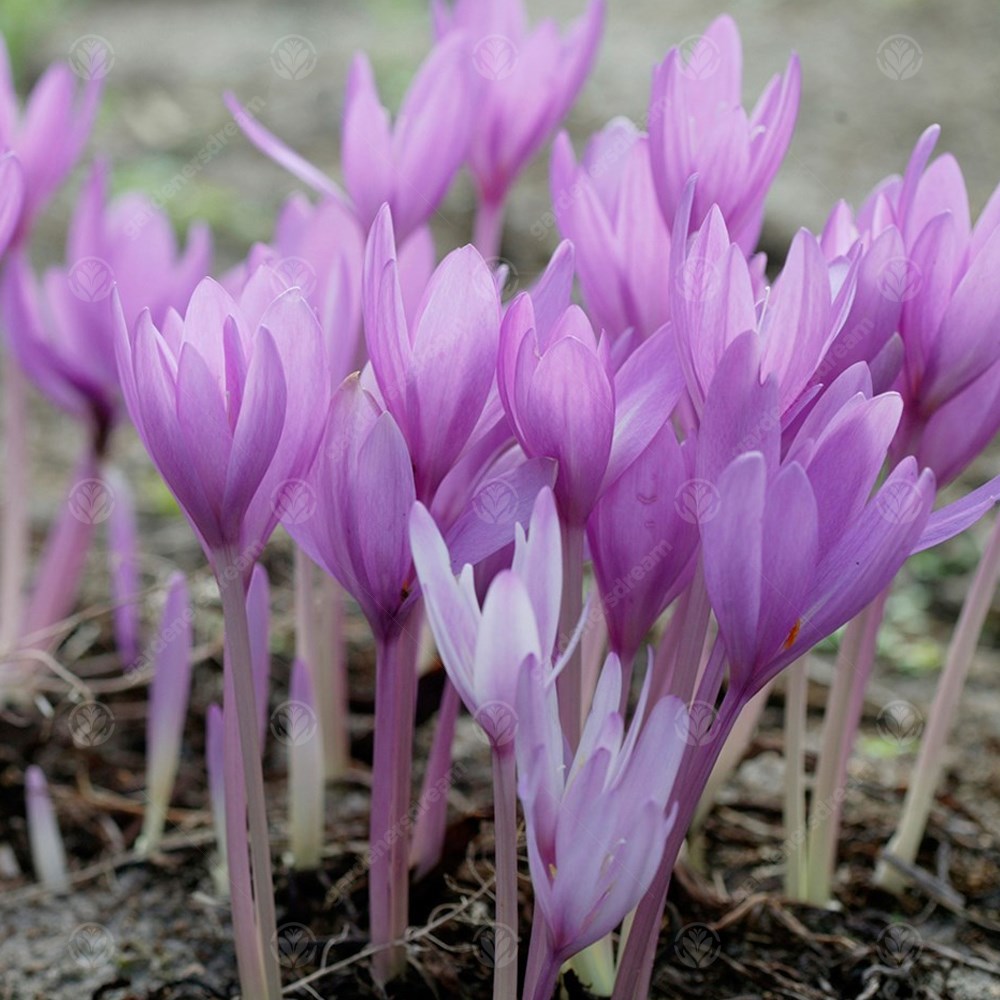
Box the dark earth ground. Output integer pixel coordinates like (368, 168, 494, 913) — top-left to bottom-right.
(1, 0, 1000, 996)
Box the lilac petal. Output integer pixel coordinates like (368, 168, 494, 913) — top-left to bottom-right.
(531, 240, 576, 344)
(761, 229, 837, 409)
(511, 487, 562, 658)
(923, 224, 1000, 407)
(341, 56, 395, 230)
(409, 502, 479, 708)
(444, 455, 557, 571)
(524, 334, 615, 520)
(696, 331, 780, 485)
(474, 570, 541, 711)
(391, 33, 472, 238)
(355, 412, 416, 632)
(409, 245, 500, 487)
(756, 462, 818, 664)
(363, 207, 412, 422)
(0, 153, 24, 255)
(900, 212, 957, 384)
(914, 471, 1000, 553)
(896, 125, 940, 228)
(224, 91, 342, 201)
(803, 461, 934, 649)
(603, 325, 684, 490)
(701, 452, 766, 674)
(175, 343, 231, 522)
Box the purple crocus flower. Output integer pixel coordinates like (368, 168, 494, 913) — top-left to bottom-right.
(287, 373, 416, 642)
(342, 36, 472, 241)
(0, 152, 23, 256)
(363, 205, 501, 500)
(499, 293, 683, 526)
(113, 270, 328, 567)
(411, 486, 564, 999)
(3, 160, 210, 446)
(433, 0, 605, 255)
(226, 31, 471, 246)
(649, 15, 800, 254)
(517, 653, 686, 1000)
(814, 201, 905, 392)
(698, 335, 936, 699)
(670, 190, 856, 418)
(550, 120, 671, 342)
(0, 36, 101, 244)
(842, 127, 1000, 485)
(586, 421, 699, 671)
(409, 486, 561, 740)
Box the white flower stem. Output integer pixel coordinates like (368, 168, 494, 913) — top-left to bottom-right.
(876, 513, 1000, 892)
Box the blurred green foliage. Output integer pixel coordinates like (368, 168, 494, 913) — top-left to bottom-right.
(0, 0, 67, 80)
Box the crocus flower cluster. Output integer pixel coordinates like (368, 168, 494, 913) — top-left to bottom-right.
(6, 8, 1000, 1000)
